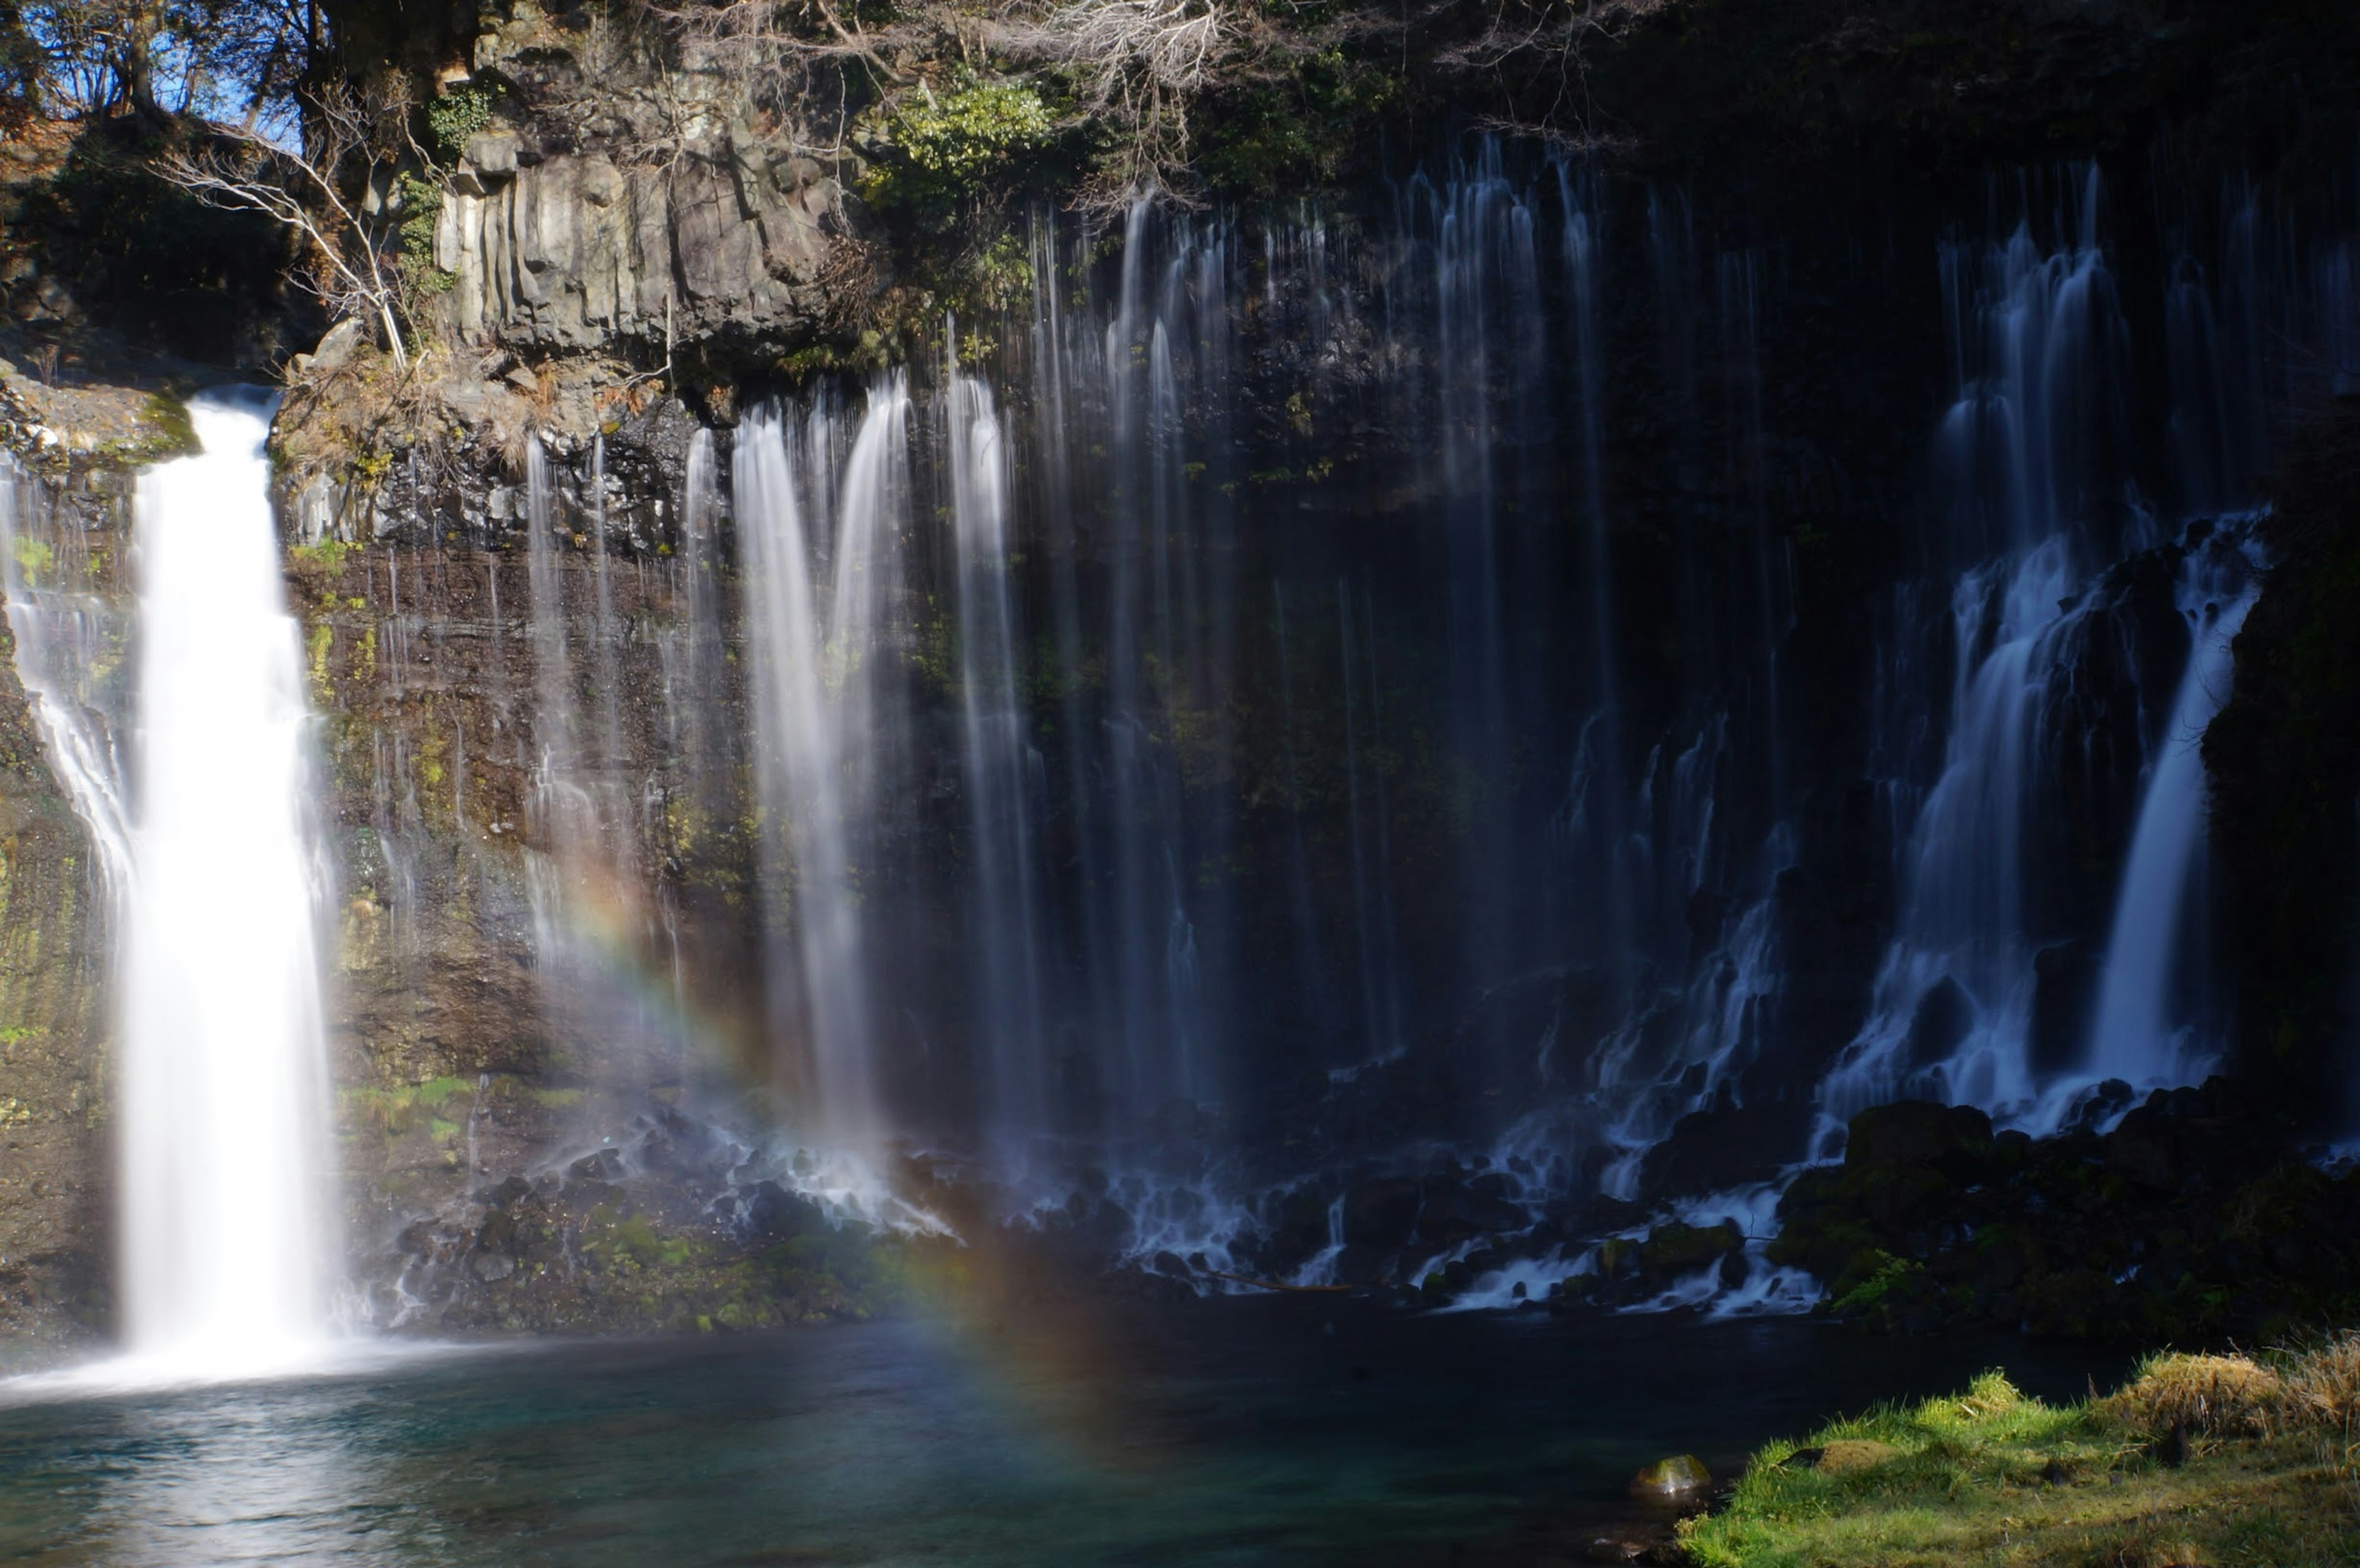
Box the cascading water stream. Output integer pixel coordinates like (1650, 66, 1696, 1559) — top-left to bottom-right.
(1823, 539, 2088, 1122)
(0, 463, 133, 892)
(119, 391, 338, 1376)
(738, 385, 910, 1148)
(2082, 525, 2264, 1091)
(1820, 171, 2142, 1129)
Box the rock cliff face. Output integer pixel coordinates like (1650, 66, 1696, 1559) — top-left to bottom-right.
(431, 128, 844, 351)
(0, 471, 122, 1356)
(427, 6, 854, 359)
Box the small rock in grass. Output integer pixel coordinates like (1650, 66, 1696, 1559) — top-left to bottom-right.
(1812, 1438, 1902, 1474)
(1777, 1439, 1898, 1474)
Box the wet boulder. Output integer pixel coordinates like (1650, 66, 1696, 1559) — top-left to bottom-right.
(1637, 1099, 1814, 1201)
(1341, 1177, 1422, 1249)
(1903, 977, 1977, 1072)
(1637, 1220, 1744, 1282)
(1627, 1454, 1712, 1500)
(568, 1147, 626, 1183)
(1333, 1244, 1401, 1287)
(1844, 1100, 1996, 1180)
(1254, 1185, 1335, 1273)
(740, 1180, 829, 1241)
(468, 1250, 517, 1283)
(1412, 1177, 1526, 1245)
(2028, 941, 2099, 1077)
(2105, 1107, 2182, 1191)
(478, 1174, 532, 1210)
(637, 1109, 732, 1183)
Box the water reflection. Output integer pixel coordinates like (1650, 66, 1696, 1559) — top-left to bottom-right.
(92, 1389, 395, 1566)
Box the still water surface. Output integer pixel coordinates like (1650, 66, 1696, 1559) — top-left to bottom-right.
(0, 1300, 2118, 1566)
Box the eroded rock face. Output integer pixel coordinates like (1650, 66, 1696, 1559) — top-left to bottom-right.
(426, 8, 854, 360)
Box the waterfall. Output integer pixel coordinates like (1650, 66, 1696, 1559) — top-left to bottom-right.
(1819, 171, 2146, 1127)
(119, 391, 337, 1374)
(658, 428, 731, 817)
(738, 385, 910, 1145)
(946, 354, 1049, 1145)
(1090, 202, 1231, 1135)
(1933, 167, 2130, 557)
(0, 463, 133, 894)
(1557, 164, 1635, 989)
(2084, 525, 2263, 1086)
(1824, 543, 2090, 1120)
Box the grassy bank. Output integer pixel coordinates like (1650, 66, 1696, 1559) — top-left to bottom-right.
(1681, 1340, 2360, 1566)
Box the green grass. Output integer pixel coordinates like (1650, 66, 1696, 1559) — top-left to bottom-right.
(1682, 1366, 2360, 1567)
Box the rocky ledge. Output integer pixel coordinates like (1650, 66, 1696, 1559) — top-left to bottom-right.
(1771, 1084, 2360, 1341)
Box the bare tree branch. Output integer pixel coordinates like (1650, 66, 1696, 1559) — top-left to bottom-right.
(999, 0, 1230, 205)
(155, 84, 412, 367)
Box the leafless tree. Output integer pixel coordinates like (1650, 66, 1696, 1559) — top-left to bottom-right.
(155, 84, 412, 368)
(1434, 0, 1672, 146)
(1002, 0, 1229, 202)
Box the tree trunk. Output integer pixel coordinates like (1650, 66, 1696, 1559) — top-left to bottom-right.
(122, 0, 167, 118)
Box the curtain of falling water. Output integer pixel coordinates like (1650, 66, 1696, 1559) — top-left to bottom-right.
(946, 350, 1050, 1146)
(120, 391, 338, 1374)
(736, 385, 911, 1148)
(698, 149, 2353, 1219)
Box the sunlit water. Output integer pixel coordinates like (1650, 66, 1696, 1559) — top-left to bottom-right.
(0, 1305, 2119, 1566)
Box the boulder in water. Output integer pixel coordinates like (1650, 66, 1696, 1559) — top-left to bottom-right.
(1637, 1220, 1744, 1281)
(741, 1180, 829, 1241)
(568, 1148, 626, 1183)
(1637, 1099, 1814, 1201)
(1412, 1177, 1525, 1244)
(2029, 941, 2100, 1076)
(1844, 1100, 1996, 1181)
(1340, 1177, 1420, 1249)
(1627, 1454, 1712, 1500)
(1903, 977, 1977, 1071)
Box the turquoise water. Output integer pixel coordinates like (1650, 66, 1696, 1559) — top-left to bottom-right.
(0, 1301, 2115, 1566)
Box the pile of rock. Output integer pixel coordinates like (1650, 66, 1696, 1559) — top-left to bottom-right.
(1771, 1084, 2360, 1338)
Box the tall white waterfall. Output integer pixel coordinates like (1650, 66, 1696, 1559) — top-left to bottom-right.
(119, 391, 337, 1374)
(738, 385, 910, 1147)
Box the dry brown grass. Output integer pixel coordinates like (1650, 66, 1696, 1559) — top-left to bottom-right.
(2095, 1352, 2286, 1440)
(2280, 1331, 2360, 1431)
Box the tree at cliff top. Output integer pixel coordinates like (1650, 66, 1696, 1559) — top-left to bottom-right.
(15, 0, 323, 130)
